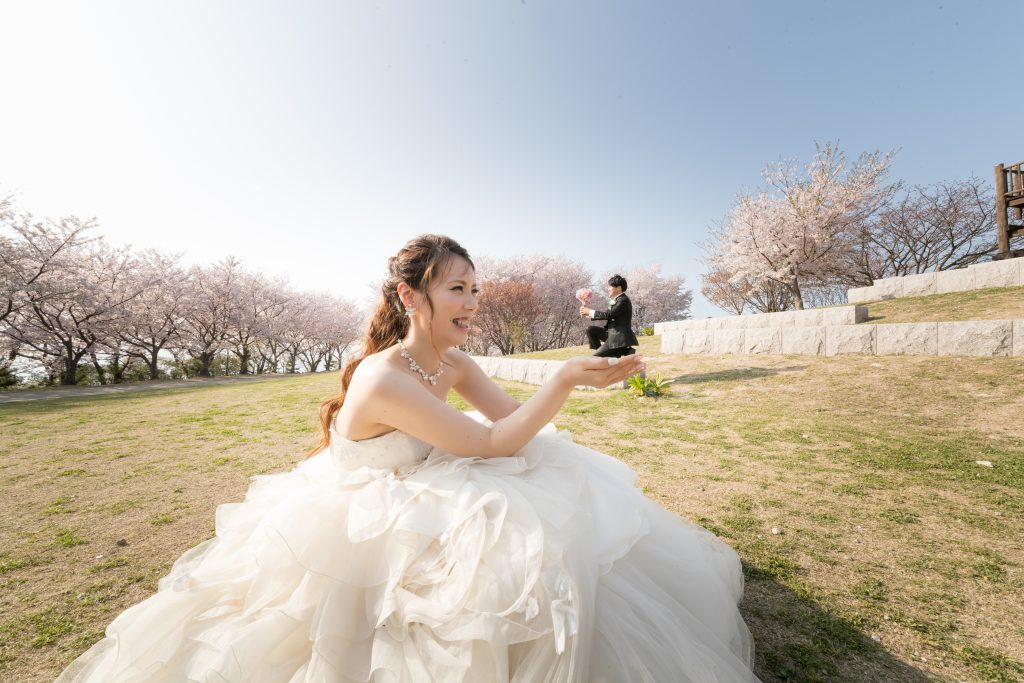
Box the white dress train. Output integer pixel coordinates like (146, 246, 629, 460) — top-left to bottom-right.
(56, 414, 759, 682)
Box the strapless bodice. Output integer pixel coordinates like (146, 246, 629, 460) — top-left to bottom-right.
(327, 426, 434, 471)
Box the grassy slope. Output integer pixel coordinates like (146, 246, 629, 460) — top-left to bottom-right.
(862, 286, 1024, 324)
(1, 357, 1022, 682)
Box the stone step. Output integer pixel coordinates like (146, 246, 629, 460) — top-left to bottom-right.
(653, 305, 867, 335)
(848, 258, 1024, 303)
(660, 320, 1023, 357)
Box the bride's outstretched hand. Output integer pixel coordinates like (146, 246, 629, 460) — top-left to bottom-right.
(560, 354, 646, 389)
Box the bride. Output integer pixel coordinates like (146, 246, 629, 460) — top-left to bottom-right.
(57, 235, 759, 682)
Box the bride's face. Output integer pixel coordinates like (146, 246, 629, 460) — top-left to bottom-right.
(423, 256, 478, 348)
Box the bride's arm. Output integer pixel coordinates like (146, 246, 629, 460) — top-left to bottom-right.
(354, 355, 644, 458)
(449, 349, 520, 421)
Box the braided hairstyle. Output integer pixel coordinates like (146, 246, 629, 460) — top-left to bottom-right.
(307, 234, 473, 457)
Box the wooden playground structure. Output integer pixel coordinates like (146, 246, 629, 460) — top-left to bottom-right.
(995, 160, 1024, 258)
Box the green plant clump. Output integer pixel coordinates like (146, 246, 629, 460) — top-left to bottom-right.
(627, 373, 672, 398)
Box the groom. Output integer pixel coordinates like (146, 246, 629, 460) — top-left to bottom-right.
(580, 274, 639, 358)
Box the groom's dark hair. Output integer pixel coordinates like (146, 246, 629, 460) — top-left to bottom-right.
(608, 274, 627, 291)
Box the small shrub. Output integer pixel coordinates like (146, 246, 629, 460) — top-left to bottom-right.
(626, 373, 671, 398)
(639, 325, 655, 336)
(0, 365, 20, 389)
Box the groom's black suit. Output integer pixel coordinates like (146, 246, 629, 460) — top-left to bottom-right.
(587, 293, 640, 358)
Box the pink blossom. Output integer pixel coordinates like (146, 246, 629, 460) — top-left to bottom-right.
(575, 288, 593, 305)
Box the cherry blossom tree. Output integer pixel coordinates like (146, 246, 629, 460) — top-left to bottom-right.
(115, 250, 190, 379)
(6, 233, 146, 384)
(710, 143, 896, 309)
(317, 296, 363, 371)
(475, 280, 544, 355)
(177, 258, 241, 377)
(473, 254, 592, 355)
(700, 268, 748, 315)
(701, 265, 795, 314)
(224, 272, 292, 375)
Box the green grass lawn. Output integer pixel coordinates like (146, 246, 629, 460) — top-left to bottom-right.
(1, 355, 1022, 682)
(862, 286, 1024, 324)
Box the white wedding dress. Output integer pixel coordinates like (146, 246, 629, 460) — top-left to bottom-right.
(57, 414, 759, 683)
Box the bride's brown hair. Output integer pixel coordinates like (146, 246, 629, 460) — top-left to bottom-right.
(307, 234, 474, 458)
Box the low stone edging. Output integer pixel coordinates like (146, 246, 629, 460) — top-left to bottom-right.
(471, 356, 565, 385)
(848, 259, 1024, 303)
(661, 320, 1024, 357)
(653, 305, 867, 335)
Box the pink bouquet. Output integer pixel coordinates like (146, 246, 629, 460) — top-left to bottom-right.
(575, 288, 593, 305)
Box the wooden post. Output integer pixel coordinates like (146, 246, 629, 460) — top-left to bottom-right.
(995, 163, 1009, 255)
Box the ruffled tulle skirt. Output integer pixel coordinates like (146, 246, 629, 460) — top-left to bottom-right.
(56, 424, 758, 682)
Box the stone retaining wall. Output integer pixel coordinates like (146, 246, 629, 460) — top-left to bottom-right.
(471, 319, 1024, 387)
(653, 305, 867, 335)
(661, 320, 1024, 357)
(848, 259, 1024, 303)
(471, 356, 564, 385)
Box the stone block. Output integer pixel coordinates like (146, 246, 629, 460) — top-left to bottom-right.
(936, 267, 974, 294)
(781, 327, 825, 356)
(826, 325, 876, 356)
(769, 311, 797, 327)
(710, 330, 745, 354)
(876, 323, 938, 356)
(743, 328, 782, 354)
(662, 332, 684, 353)
(1015, 321, 1024, 357)
(847, 286, 875, 303)
(682, 331, 712, 354)
(705, 317, 731, 331)
(972, 259, 1021, 289)
(793, 309, 824, 327)
(899, 272, 937, 298)
(735, 315, 754, 328)
(821, 307, 858, 326)
(510, 360, 530, 383)
(539, 362, 560, 384)
(872, 278, 903, 300)
(854, 305, 869, 323)
(498, 358, 515, 380)
(938, 321, 1012, 356)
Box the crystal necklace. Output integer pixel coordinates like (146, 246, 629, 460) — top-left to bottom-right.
(398, 339, 444, 385)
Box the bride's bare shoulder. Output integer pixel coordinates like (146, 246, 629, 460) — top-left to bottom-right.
(349, 348, 407, 390)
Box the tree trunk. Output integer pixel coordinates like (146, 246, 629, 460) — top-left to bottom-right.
(111, 353, 128, 384)
(61, 357, 79, 385)
(90, 352, 108, 385)
(198, 351, 215, 377)
(148, 350, 160, 380)
(238, 349, 251, 375)
(789, 278, 805, 310)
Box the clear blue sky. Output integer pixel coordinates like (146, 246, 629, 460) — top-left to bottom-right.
(1, 1, 1019, 317)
